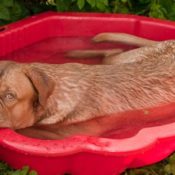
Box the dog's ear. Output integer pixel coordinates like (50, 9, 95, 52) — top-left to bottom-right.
(24, 67, 55, 108)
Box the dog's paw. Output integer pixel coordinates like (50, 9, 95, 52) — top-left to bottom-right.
(92, 33, 112, 42)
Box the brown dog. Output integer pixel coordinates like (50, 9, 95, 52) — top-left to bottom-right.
(1, 33, 175, 139)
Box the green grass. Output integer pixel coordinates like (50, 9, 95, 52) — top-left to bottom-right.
(1, 0, 175, 25)
(0, 162, 37, 175)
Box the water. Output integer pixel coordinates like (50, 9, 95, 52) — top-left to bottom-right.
(1, 36, 136, 64)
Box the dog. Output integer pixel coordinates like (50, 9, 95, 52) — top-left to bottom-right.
(1, 33, 175, 139)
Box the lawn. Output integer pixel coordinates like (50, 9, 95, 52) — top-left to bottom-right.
(0, 162, 37, 175)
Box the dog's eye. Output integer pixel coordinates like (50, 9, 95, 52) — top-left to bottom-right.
(4, 93, 16, 101)
(2, 92, 17, 106)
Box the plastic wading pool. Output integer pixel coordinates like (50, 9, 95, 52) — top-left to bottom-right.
(1, 12, 175, 175)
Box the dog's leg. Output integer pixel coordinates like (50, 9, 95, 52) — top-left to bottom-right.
(93, 33, 159, 46)
(102, 46, 150, 64)
(67, 33, 168, 65)
(67, 33, 160, 65)
(67, 46, 155, 65)
(66, 49, 123, 58)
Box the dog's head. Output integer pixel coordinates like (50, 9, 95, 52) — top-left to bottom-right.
(0, 61, 54, 129)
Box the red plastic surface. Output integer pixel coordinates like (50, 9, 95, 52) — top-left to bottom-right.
(1, 12, 175, 175)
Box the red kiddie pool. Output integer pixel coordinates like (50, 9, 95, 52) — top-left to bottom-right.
(1, 12, 175, 175)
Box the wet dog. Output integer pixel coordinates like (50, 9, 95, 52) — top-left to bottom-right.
(1, 33, 175, 139)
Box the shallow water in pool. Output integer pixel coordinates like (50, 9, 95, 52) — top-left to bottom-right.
(1, 36, 136, 64)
